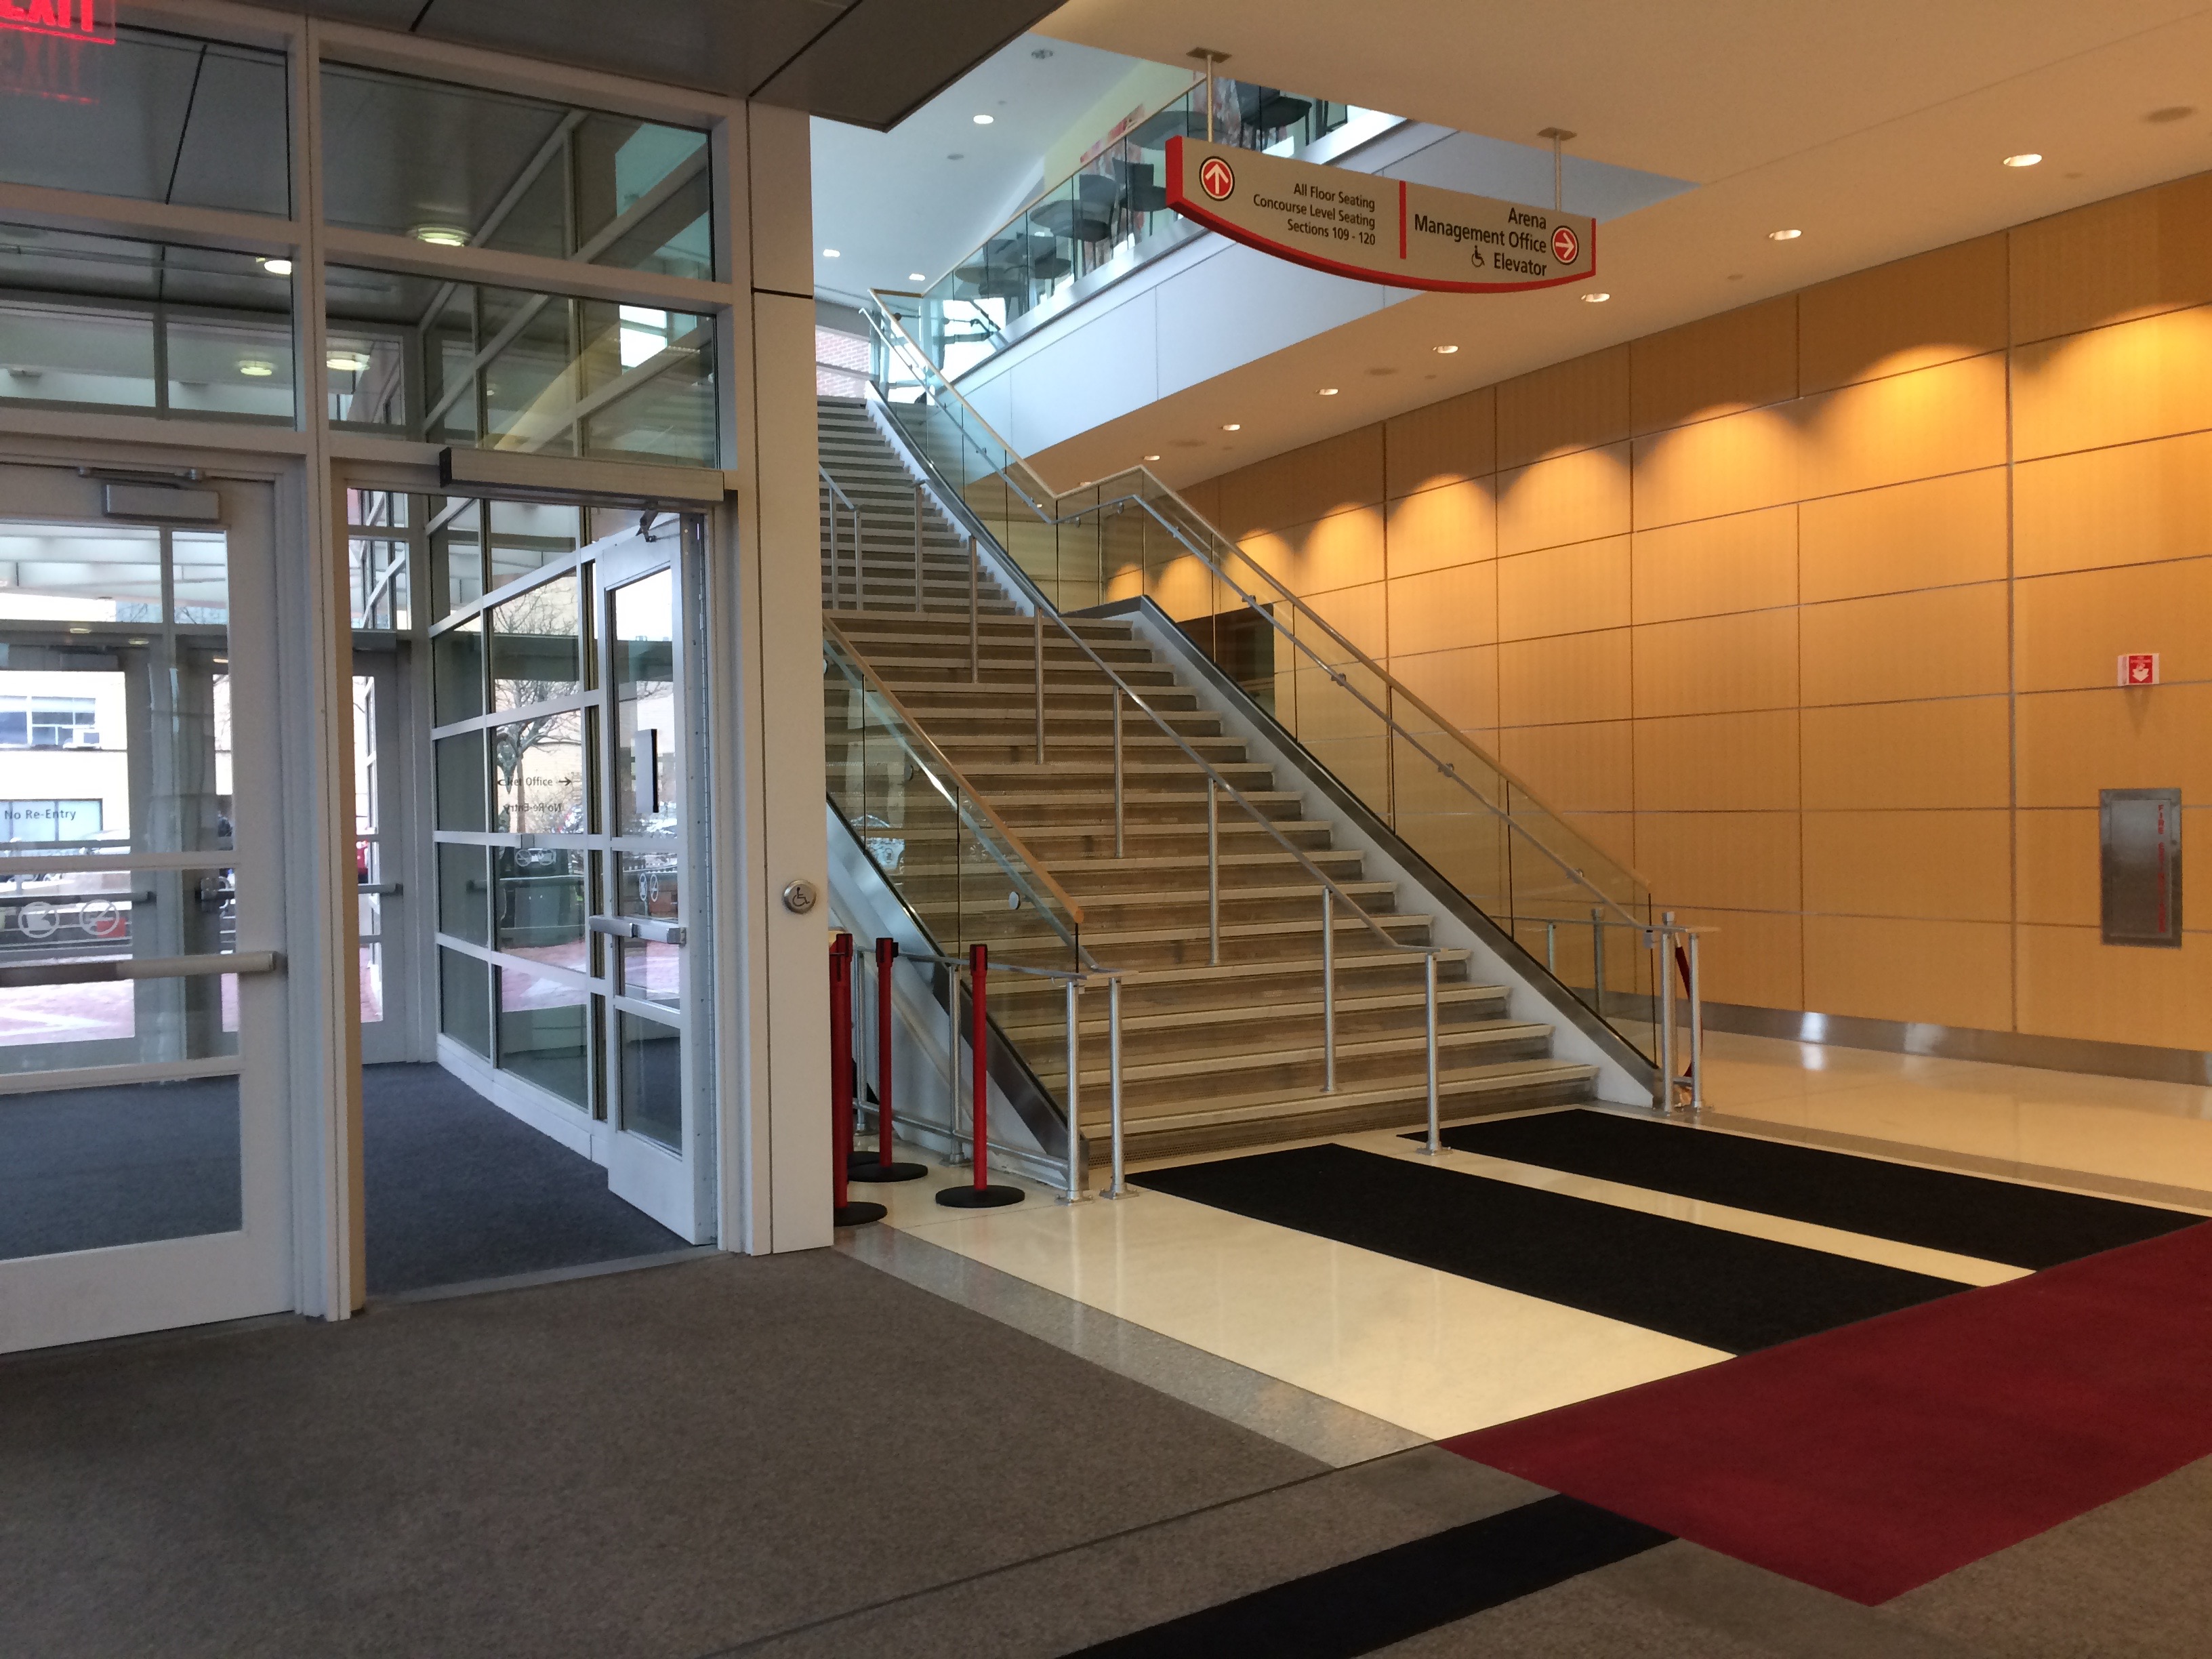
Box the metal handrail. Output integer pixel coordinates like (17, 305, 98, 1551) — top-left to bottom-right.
(823, 619, 1092, 943)
(0, 949, 281, 989)
(863, 295, 1654, 930)
(819, 467, 862, 611)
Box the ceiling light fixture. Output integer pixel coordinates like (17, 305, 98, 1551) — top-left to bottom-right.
(821, 247, 841, 258)
(908, 272, 926, 283)
(972, 113, 994, 125)
(410, 224, 468, 247)
(1319, 386, 1339, 395)
(258, 257, 293, 276)
(68, 626, 91, 635)
(1768, 228, 1802, 241)
(237, 358, 276, 377)
(1143, 453, 1161, 461)
(1432, 344, 1458, 354)
(2001, 152, 2043, 168)
(327, 350, 371, 373)
(1221, 422, 1241, 431)
(1582, 291, 1611, 303)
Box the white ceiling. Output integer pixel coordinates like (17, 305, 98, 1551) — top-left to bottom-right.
(811, 34, 1146, 304)
(1024, 0, 2212, 487)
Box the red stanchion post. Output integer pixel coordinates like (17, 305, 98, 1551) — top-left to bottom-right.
(829, 933, 884, 1226)
(937, 942, 1023, 1209)
(852, 935, 926, 1183)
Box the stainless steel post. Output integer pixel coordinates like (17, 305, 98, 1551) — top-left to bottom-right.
(968, 536, 980, 682)
(1686, 930, 1706, 1115)
(1106, 976, 1128, 1198)
(1061, 977, 1084, 1202)
(1112, 690, 1125, 859)
(1321, 886, 1336, 1093)
(1589, 906, 1606, 1019)
(1033, 610, 1046, 764)
(1546, 921, 1557, 975)
(1422, 951, 1441, 1154)
(1657, 925, 1678, 1111)
(1206, 779, 1220, 966)
(912, 482, 925, 612)
(942, 962, 966, 1165)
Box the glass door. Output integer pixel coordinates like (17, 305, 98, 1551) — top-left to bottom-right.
(427, 504, 710, 1242)
(0, 460, 293, 1353)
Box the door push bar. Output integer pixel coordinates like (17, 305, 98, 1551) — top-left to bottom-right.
(587, 915, 687, 947)
(0, 950, 284, 989)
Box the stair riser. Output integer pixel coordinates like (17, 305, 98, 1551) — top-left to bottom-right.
(1103, 1039, 1559, 1114)
(1000, 1000, 1509, 1058)
(1091, 1075, 1595, 1164)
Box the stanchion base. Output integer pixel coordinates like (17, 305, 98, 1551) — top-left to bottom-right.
(850, 1160, 928, 1183)
(935, 1184, 1024, 1209)
(834, 1200, 888, 1226)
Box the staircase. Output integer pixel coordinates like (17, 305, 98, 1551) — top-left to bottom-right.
(820, 396, 1599, 1166)
(820, 397, 1018, 615)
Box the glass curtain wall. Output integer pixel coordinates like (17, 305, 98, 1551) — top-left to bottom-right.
(321, 62, 720, 464)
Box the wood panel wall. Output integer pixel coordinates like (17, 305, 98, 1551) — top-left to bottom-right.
(1156, 169, 2212, 1052)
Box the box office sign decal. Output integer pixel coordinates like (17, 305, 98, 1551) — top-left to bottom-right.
(2101, 788, 2182, 948)
(1167, 136, 1596, 293)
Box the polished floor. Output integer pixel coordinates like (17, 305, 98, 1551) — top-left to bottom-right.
(853, 1033, 2212, 1449)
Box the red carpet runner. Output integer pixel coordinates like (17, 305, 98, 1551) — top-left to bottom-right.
(1446, 1218, 2212, 1603)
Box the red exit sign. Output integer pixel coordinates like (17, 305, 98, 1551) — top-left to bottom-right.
(0, 1, 110, 43)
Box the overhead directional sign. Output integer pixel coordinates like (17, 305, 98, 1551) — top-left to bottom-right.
(1166, 135, 1596, 294)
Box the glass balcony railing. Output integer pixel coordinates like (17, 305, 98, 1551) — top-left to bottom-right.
(858, 295, 1666, 1067)
(909, 77, 1378, 379)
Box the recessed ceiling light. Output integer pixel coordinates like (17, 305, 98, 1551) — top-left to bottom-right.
(908, 272, 926, 283)
(1582, 292, 1611, 303)
(821, 247, 841, 258)
(1143, 453, 1161, 461)
(1431, 344, 1458, 354)
(2001, 152, 2043, 168)
(1222, 422, 1241, 431)
(68, 626, 91, 635)
(411, 224, 468, 247)
(258, 257, 293, 276)
(972, 113, 994, 125)
(1768, 228, 1802, 241)
(237, 358, 276, 377)
(327, 350, 371, 373)
(1318, 386, 1339, 396)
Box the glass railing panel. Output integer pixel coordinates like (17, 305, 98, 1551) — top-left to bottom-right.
(822, 636, 1084, 970)
(912, 77, 1363, 376)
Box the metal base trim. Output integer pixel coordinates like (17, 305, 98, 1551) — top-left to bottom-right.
(1706, 1001, 2212, 1088)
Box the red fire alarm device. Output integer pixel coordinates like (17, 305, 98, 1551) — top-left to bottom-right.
(2119, 653, 2160, 687)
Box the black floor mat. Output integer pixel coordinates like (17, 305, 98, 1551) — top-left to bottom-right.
(1135, 1143, 1967, 1353)
(1426, 1110, 2198, 1270)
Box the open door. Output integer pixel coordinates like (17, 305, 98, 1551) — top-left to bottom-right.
(426, 505, 713, 1242)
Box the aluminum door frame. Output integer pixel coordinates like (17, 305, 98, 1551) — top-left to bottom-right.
(0, 459, 296, 1353)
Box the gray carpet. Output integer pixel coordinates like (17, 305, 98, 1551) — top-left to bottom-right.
(0, 1077, 241, 1261)
(363, 1061, 683, 1292)
(0, 1062, 686, 1291)
(0, 1250, 1321, 1659)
